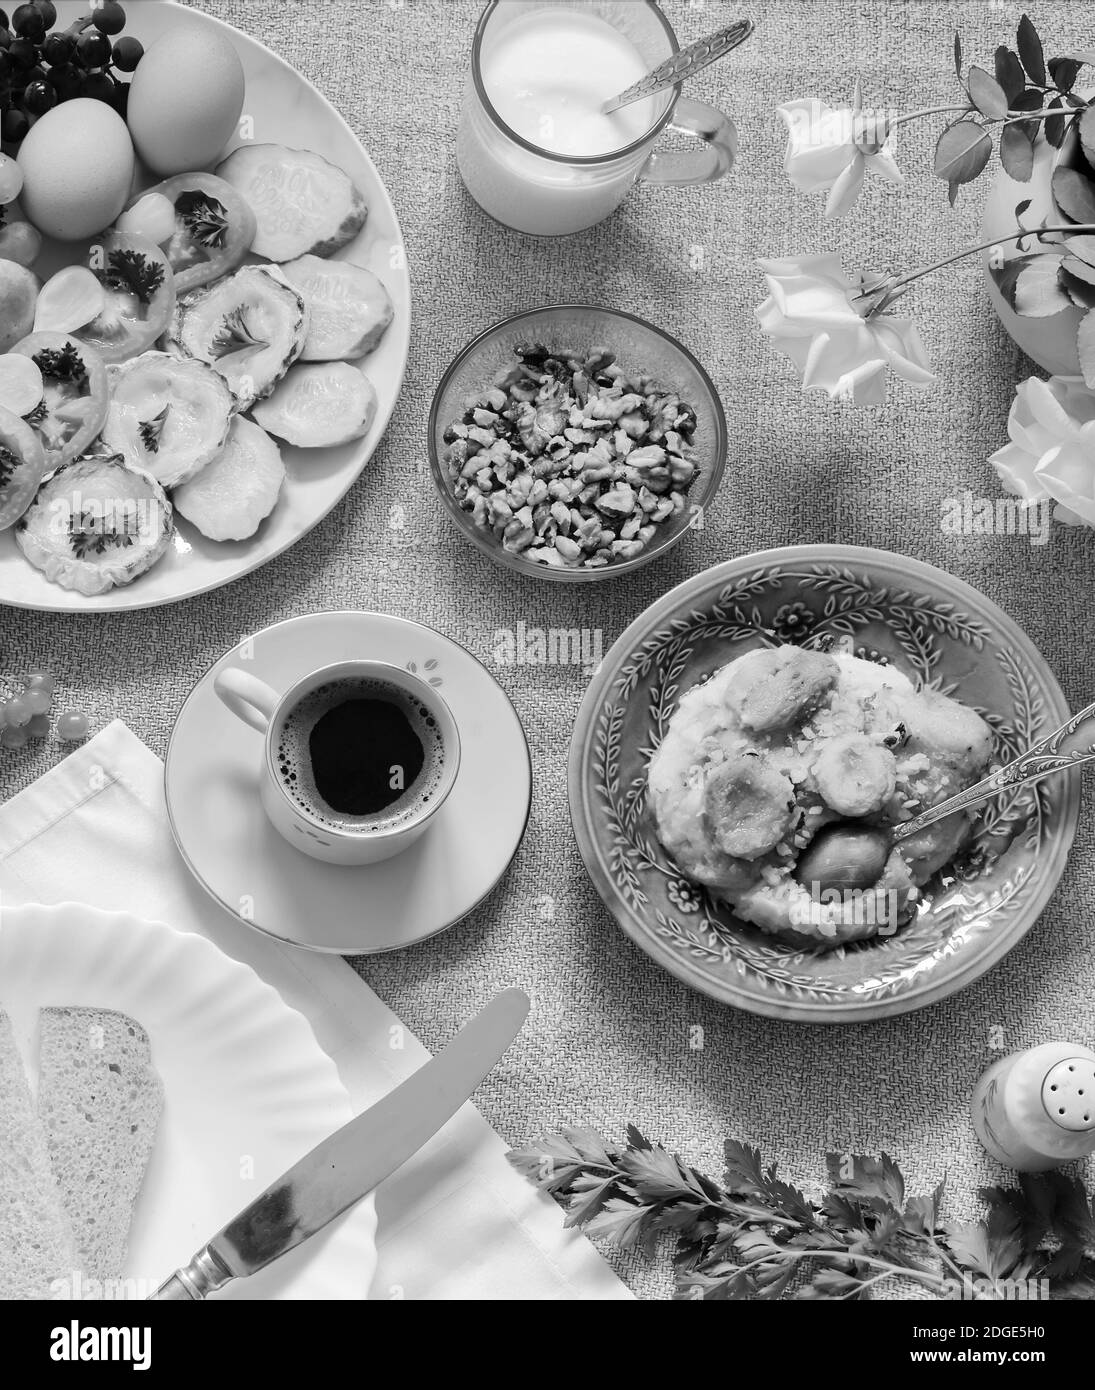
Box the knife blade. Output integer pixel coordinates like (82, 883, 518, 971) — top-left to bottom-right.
(150, 987, 530, 1299)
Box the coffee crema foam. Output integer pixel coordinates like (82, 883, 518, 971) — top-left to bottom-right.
(276, 677, 446, 832)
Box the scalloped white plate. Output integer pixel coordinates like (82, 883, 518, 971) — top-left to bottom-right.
(0, 903, 378, 1298)
(0, 0, 410, 611)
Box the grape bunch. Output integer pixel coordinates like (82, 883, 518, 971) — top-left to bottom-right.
(0, 668, 89, 749)
(0, 2, 145, 144)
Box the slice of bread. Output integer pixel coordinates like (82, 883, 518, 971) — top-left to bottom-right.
(37, 1008, 163, 1282)
(0, 1010, 76, 1299)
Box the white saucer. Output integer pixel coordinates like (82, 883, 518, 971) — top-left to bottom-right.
(165, 612, 532, 954)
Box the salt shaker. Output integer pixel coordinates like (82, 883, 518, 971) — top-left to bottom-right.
(972, 1041, 1095, 1172)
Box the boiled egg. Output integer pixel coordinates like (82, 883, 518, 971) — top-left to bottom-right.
(127, 26, 246, 177)
(17, 100, 135, 242)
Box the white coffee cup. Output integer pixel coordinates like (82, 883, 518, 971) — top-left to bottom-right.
(214, 659, 461, 867)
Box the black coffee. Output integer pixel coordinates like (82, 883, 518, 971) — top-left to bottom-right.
(276, 677, 446, 831)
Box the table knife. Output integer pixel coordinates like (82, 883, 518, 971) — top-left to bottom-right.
(150, 987, 530, 1299)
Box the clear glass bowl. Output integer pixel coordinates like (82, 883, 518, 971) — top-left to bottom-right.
(427, 305, 727, 582)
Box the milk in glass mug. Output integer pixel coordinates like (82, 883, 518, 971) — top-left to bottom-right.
(457, 0, 738, 235)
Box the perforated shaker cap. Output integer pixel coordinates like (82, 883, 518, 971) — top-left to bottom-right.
(1041, 1057, 1095, 1133)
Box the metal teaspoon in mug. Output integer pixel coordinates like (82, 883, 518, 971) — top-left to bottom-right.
(601, 17, 755, 115)
(795, 695, 1095, 896)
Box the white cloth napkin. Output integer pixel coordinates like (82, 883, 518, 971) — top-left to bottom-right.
(0, 720, 631, 1301)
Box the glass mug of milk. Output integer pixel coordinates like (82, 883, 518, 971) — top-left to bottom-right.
(457, 0, 738, 235)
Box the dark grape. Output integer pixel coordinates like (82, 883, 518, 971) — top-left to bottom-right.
(33, 0, 56, 25)
(82, 69, 115, 102)
(23, 77, 54, 113)
(76, 29, 111, 67)
(11, 4, 43, 41)
(91, 1, 125, 37)
(0, 10, 8, 28)
(8, 35, 36, 68)
(0, 28, 10, 52)
(110, 35, 141, 72)
(1, 105, 28, 140)
(49, 61, 81, 99)
(41, 30, 72, 64)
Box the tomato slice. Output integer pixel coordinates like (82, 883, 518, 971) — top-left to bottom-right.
(11, 332, 110, 471)
(128, 173, 257, 295)
(75, 233, 177, 366)
(0, 404, 48, 531)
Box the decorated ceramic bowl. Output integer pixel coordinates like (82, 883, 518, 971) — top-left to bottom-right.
(568, 545, 1079, 1022)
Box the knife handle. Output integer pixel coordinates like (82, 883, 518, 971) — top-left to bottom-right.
(150, 1246, 234, 1300)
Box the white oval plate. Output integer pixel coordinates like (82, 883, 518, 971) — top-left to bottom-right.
(0, 0, 410, 612)
(0, 903, 378, 1298)
(165, 611, 532, 954)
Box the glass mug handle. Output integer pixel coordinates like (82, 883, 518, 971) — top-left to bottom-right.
(640, 97, 737, 187)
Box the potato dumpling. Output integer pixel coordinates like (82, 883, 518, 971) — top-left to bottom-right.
(814, 734, 897, 817)
(703, 753, 796, 860)
(726, 646, 838, 733)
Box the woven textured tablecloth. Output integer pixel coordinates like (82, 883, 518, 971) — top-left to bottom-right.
(3, 1, 1095, 1298)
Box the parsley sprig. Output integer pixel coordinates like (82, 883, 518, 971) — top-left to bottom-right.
(175, 190, 229, 250)
(32, 342, 88, 388)
(68, 508, 137, 561)
(138, 405, 170, 455)
(102, 249, 166, 306)
(210, 306, 268, 358)
(508, 1126, 1095, 1300)
(0, 445, 16, 492)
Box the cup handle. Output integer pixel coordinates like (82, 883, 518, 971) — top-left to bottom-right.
(213, 669, 279, 735)
(639, 97, 737, 187)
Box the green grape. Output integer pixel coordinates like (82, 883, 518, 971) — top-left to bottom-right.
(24, 686, 51, 715)
(57, 709, 90, 741)
(6, 694, 31, 726)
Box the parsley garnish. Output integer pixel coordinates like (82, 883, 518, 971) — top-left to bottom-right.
(510, 1127, 1095, 1300)
(175, 190, 230, 249)
(0, 445, 16, 492)
(32, 343, 88, 389)
(210, 306, 268, 358)
(138, 405, 170, 455)
(102, 249, 166, 305)
(69, 506, 138, 561)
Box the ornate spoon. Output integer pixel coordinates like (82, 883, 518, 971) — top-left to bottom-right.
(796, 696, 1095, 895)
(601, 18, 755, 115)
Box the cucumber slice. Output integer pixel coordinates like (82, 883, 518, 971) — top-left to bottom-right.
(250, 361, 377, 448)
(280, 256, 394, 361)
(173, 417, 284, 542)
(103, 351, 235, 489)
(168, 265, 308, 411)
(216, 145, 368, 262)
(0, 405, 48, 531)
(16, 454, 173, 594)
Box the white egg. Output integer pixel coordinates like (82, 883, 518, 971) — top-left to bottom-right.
(17, 100, 135, 242)
(127, 26, 246, 177)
